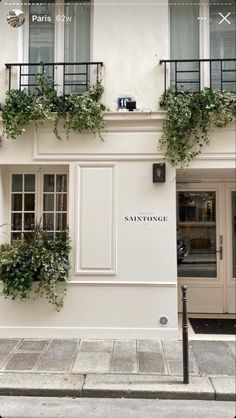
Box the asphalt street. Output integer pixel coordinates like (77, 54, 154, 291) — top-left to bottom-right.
(0, 397, 235, 418)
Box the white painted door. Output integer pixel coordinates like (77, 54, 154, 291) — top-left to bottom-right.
(177, 183, 235, 314)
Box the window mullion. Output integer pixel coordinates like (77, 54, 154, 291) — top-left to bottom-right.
(36, 171, 40, 226)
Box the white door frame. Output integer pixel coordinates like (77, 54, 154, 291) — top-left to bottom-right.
(225, 183, 236, 313)
(177, 182, 228, 313)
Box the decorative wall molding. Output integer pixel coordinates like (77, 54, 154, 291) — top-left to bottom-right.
(75, 163, 117, 275)
(68, 281, 177, 286)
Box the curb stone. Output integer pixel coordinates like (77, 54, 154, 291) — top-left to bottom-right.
(210, 377, 236, 401)
(0, 373, 84, 397)
(0, 372, 234, 401)
(83, 374, 215, 400)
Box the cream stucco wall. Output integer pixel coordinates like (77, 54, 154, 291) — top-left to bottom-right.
(0, 1, 235, 338)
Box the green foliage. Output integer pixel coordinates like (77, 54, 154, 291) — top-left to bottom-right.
(1, 74, 106, 141)
(0, 224, 71, 311)
(159, 88, 236, 168)
(2, 89, 35, 139)
(54, 83, 106, 140)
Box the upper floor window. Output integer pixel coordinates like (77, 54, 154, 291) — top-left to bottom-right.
(169, 0, 236, 92)
(28, 0, 91, 64)
(27, 0, 91, 94)
(170, 0, 235, 60)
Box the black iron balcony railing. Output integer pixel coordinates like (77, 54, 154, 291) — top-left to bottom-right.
(160, 59, 236, 94)
(5, 62, 104, 95)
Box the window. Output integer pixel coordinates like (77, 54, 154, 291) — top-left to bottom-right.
(10, 171, 68, 241)
(169, 0, 236, 91)
(43, 174, 67, 236)
(28, 0, 90, 63)
(27, 0, 91, 94)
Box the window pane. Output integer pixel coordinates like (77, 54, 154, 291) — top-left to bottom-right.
(56, 213, 67, 230)
(12, 213, 22, 230)
(44, 175, 54, 192)
(12, 194, 22, 211)
(177, 191, 217, 278)
(25, 174, 35, 192)
(210, 0, 236, 58)
(170, 0, 199, 92)
(210, 0, 236, 91)
(56, 194, 67, 211)
(43, 213, 54, 230)
(56, 175, 67, 192)
(29, 1, 55, 64)
(24, 213, 35, 230)
(44, 194, 54, 211)
(170, 0, 199, 60)
(64, 1, 90, 62)
(11, 232, 22, 241)
(64, 1, 90, 94)
(24, 194, 35, 211)
(12, 175, 22, 192)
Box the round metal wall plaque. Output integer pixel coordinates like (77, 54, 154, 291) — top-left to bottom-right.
(7, 10, 25, 28)
(159, 315, 169, 327)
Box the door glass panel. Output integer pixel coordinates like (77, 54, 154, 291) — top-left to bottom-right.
(232, 191, 236, 278)
(177, 191, 217, 277)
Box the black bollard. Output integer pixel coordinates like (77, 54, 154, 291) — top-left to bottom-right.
(182, 285, 189, 384)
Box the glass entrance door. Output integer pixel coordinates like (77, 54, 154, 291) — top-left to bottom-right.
(177, 184, 236, 314)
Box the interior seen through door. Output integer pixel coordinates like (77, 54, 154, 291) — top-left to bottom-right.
(177, 191, 217, 277)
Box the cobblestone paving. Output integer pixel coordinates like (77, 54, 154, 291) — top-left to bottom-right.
(0, 339, 234, 376)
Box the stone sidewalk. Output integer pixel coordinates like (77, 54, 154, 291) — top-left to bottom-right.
(0, 339, 235, 400)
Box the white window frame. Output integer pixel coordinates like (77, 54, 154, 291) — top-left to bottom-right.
(22, 1, 93, 94)
(8, 166, 69, 242)
(168, 0, 211, 90)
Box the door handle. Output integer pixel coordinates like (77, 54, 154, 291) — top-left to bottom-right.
(216, 245, 223, 260)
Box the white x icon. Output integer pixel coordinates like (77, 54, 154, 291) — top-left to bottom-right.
(219, 12, 231, 24)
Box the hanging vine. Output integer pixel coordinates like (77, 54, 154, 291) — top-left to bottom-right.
(159, 88, 236, 168)
(1, 74, 106, 142)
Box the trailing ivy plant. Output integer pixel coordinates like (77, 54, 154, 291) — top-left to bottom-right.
(2, 89, 35, 139)
(0, 224, 71, 311)
(54, 82, 106, 140)
(1, 74, 106, 141)
(159, 88, 236, 168)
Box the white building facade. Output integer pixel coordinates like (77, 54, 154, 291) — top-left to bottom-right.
(0, 0, 235, 339)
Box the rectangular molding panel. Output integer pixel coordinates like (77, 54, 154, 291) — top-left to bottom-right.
(76, 163, 116, 275)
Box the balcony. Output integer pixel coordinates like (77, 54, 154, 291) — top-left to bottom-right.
(160, 59, 236, 94)
(5, 62, 104, 95)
